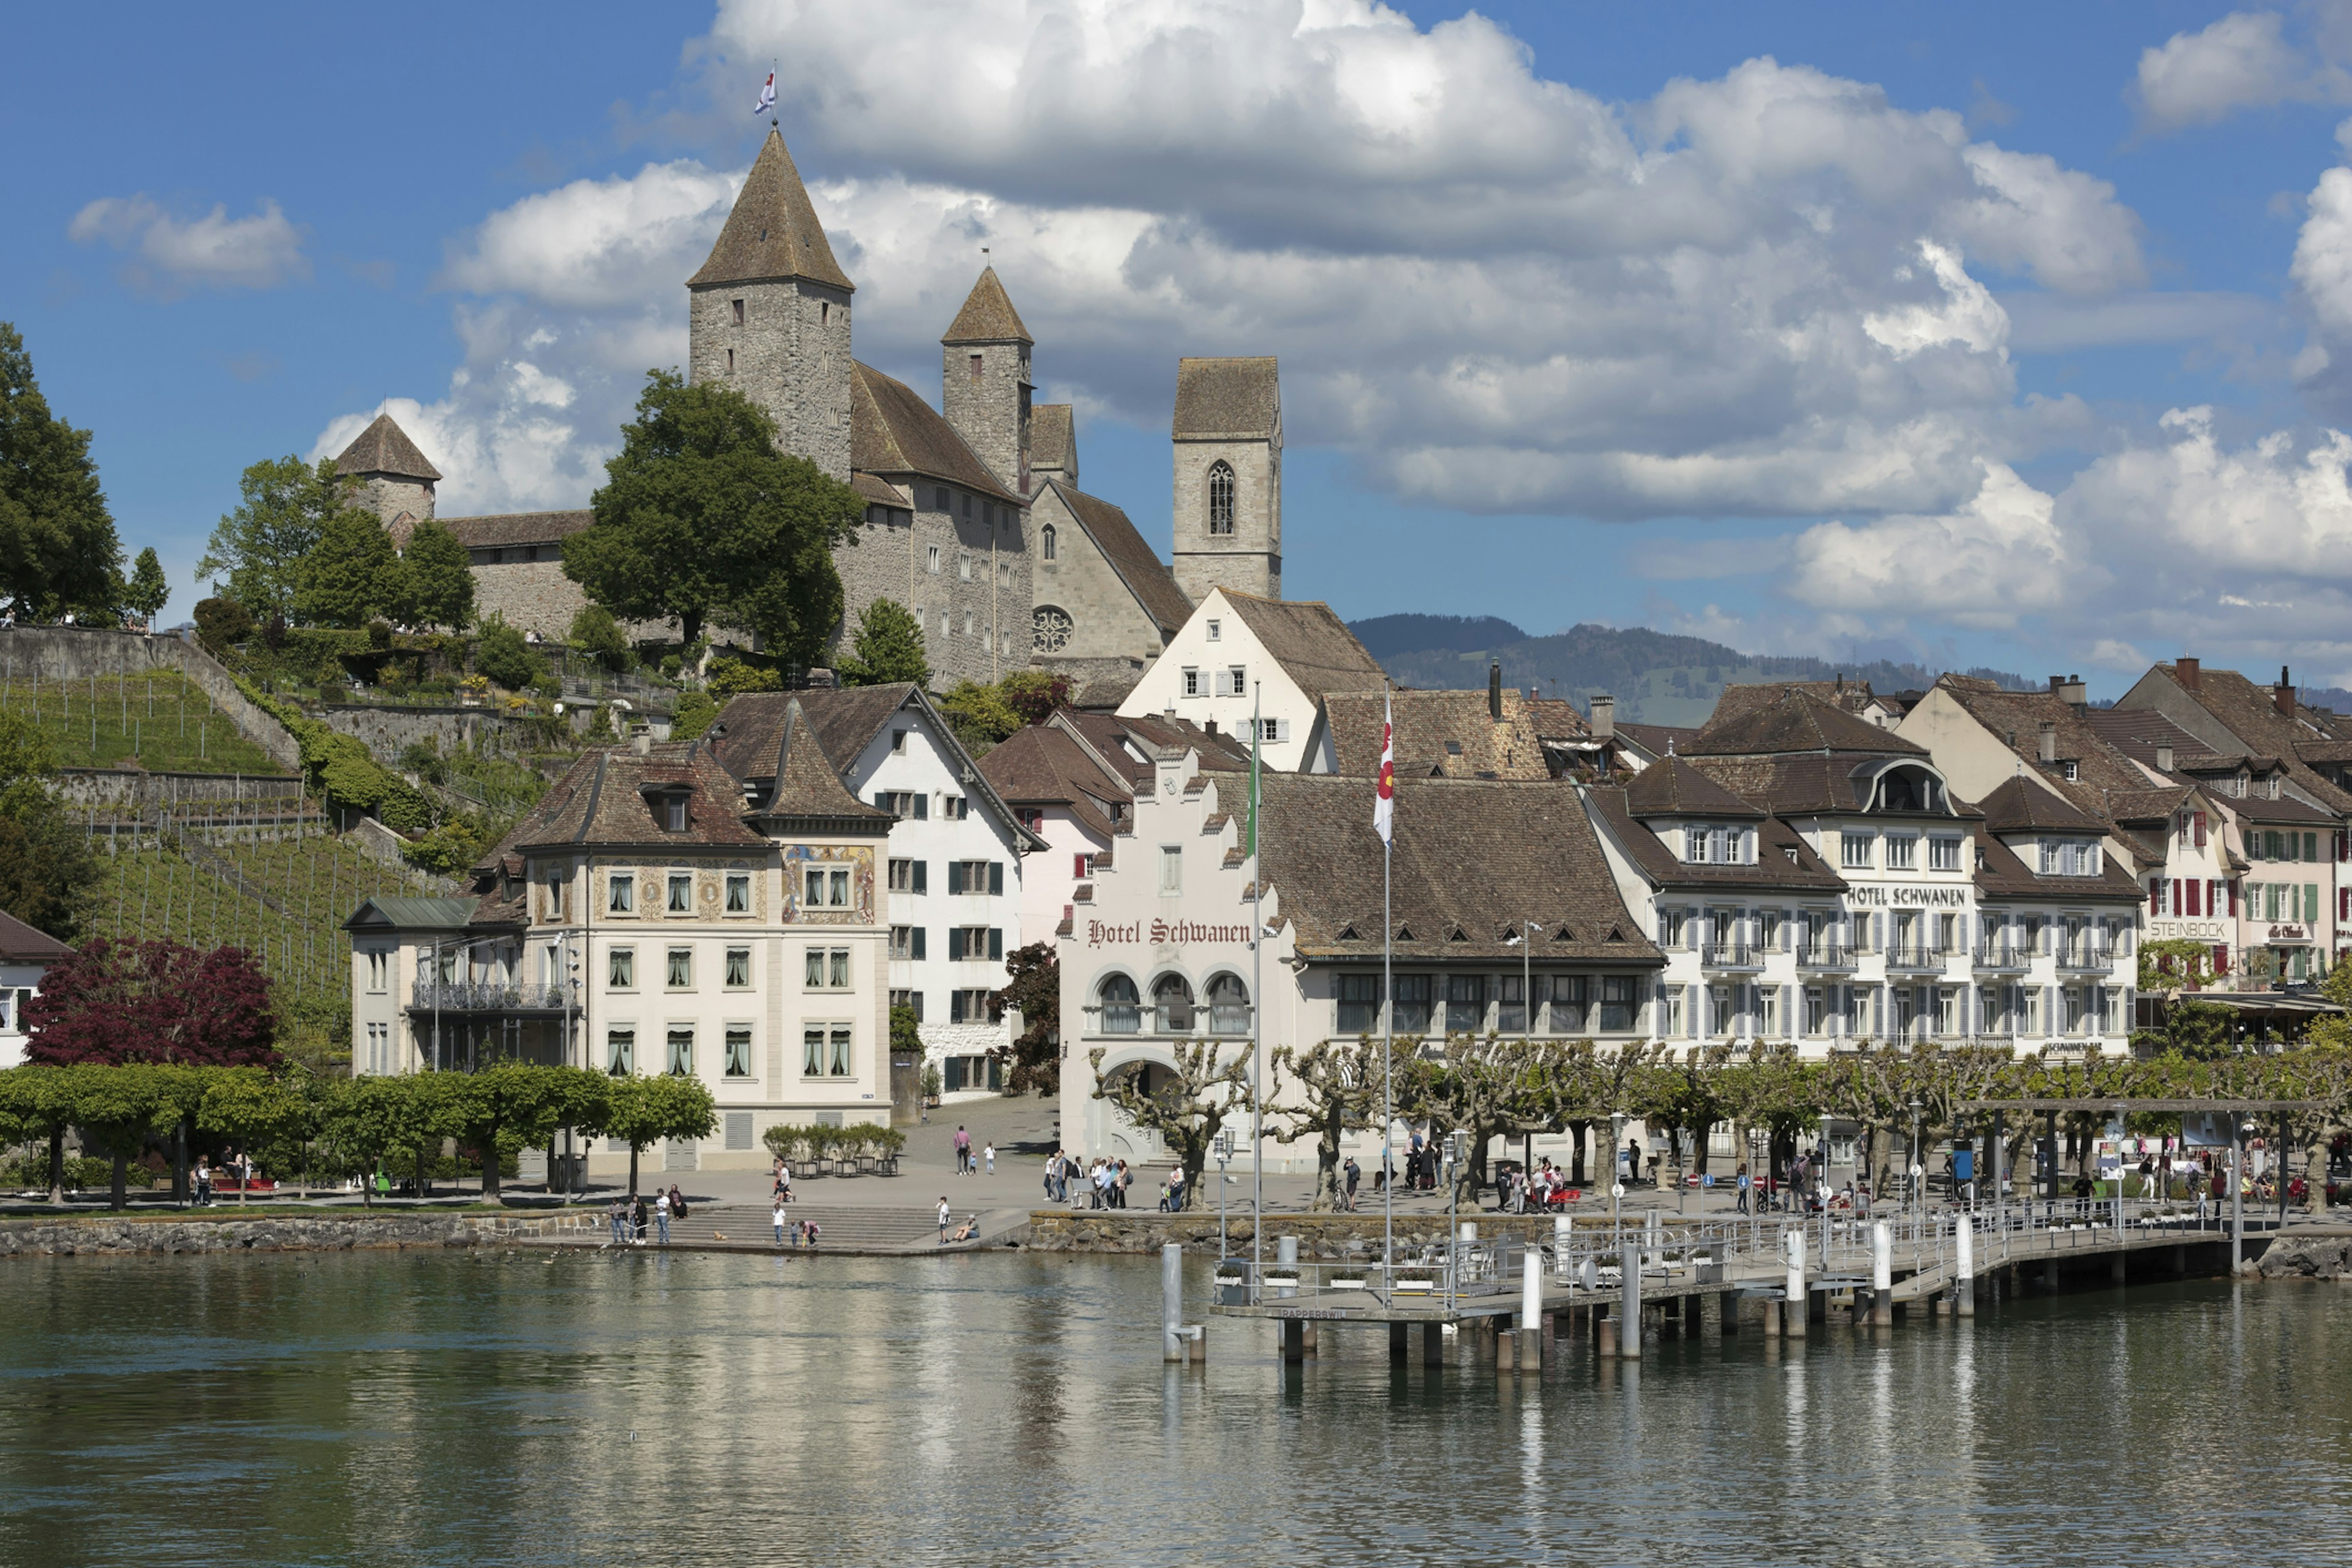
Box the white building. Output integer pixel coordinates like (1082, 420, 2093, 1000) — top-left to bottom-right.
(1116, 588, 1386, 773)
(0, 911, 72, 1070)
(709, 684, 1043, 1098)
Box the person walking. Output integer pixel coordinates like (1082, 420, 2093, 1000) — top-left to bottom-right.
(938, 1196, 953, 1244)
(1736, 1163, 1752, 1215)
(1117, 1160, 1134, 1210)
(804, 1218, 821, 1250)
(1343, 1156, 1361, 1213)
(984, 1142, 995, 1176)
(654, 1189, 672, 1247)
(954, 1126, 971, 1175)
(1044, 1151, 1061, 1204)
(773, 1198, 789, 1248)
(668, 1183, 688, 1222)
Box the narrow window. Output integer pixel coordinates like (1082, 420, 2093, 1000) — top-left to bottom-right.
(666, 1028, 693, 1076)
(1160, 845, 1182, 895)
(805, 948, 826, 987)
(804, 1028, 824, 1076)
(609, 949, 635, 989)
(607, 1028, 635, 1074)
(1207, 461, 1235, 535)
(1206, 619, 1221, 642)
(927, 546, 941, 575)
(804, 868, 824, 908)
(829, 948, 851, 988)
(726, 347, 735, 375)
(829, 869, 850, 907)
(608, 873, 635, 914)
(665, 796, 688, 833)
(1041, 524, 1056, 561)
(724, 1028, 753, 1078)
(724, 948, 750, 988)
(668, 873, 692, 913)
(725, 873, 750, 913)
(666, 948, 692, 990)
(970, 353, 984, 383)
(731, 298, 744, 326)
(829, 1027, 852, 1076)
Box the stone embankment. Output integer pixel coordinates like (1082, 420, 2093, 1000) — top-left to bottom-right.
(2257, 1227, 2352, 1280)
(0, 1209, 601, 1259)
(1025, 1210, 1567, 1256)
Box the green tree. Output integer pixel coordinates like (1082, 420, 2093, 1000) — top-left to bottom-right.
(836, 598, 930, 688)
(569, 604, 632, 671)
(475, 612, 546, 691)
(198, 455, 349, 620)
(397, 517, 475, 631)
(0, 1064, 80, 1205)
(0, 322, 123, 621)
(123, 546, 170, 628)
(69, 1061, 202, 1210)
(0, 711, 100, 940)
(987, 943, 1058, 1096)
(668, 688, 719, 742)
(937, 679, 1024, 752)
(193, 595, 254, 655)
(446, 1063, 577, 1200)
(195, 1067, 310, 1205)
(564, 370, 860, 655)
(295, 502, 402, 628)
(318, 1075, 426, 1207)
(591, 1072, 718, 1199)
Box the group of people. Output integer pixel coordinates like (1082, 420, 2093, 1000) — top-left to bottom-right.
(606, 1185, 690, 1246)
(1039, 1151, 1134, 1208)
(951, 1126, 995, 1176)
(935, 1197, 981, 1243)
(1498, 1160, 1582, 1214)
(770, 1203, 821, 1249)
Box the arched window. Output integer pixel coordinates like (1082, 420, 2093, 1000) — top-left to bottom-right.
(1205, 973, 1250, 1035)
(1033, 605, 1072, 654)
(1152, 973, 1196, 1034)
(1098, 974, 1140, 1034)
(1041, 522, 1057, 561)
(1207, 462, 1235, 535)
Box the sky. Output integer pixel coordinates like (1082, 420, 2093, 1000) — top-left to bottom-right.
(11, 2, 2352, 694)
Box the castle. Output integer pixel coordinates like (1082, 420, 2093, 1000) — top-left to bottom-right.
(337, 127, 1284, 689)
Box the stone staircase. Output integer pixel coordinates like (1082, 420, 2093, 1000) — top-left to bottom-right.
(563, 1204, 992, 1256)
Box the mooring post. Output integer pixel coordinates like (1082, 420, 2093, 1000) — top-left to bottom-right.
(1276, 1235, 1298, 1299)
(1785, 1226, 1807, 1339)
(1390, 1321, 1408, 1363)
(1597, 1306, 1618, 1359)
(1871, 1221, 1893, 1326)
(1956, 1215, 1975, 1318)
(1163, 1243, 1184, 1363)
(1719, 1288, 1739, 1335)
(1619, 1242, 1643, 1360)
(1554, 1213, 1573, 1284)
(1422, 1319, 1444, 1368)
(1521, 1244, 1544, 1370)
(1282, 1317, 1305, 1365)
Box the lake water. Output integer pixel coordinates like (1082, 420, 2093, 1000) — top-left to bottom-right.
(1, 1246, 2348, 1567)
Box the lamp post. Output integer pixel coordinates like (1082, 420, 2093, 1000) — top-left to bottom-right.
(1215, 1126, 1234, 1261)
(1444, 1128, 1469, 1311)
(1909, 1096, 1924, 1224)
(2234, 1117, 2255, 1269)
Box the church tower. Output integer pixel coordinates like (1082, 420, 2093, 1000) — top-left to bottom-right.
(1170, 357, 1281, 601)
(687, 129, 854, 481)
(940, 265, 1034, 497)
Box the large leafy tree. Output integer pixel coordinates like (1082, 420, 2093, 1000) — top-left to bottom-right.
(194, 1066, 311, 1205)
(69, 1061, 204, 1210)
(23, 938, 279, 1067)
(987, 942, 1058, 1095)
(836, 598, 930, 688)
(0, 323, 123, 620)
(445, 1063, 603, 1199)
(564, 370, 860, 655)
(295, 502, 404, 628)
(592, 1072, 718, 1199)
(198, 455, 352, 620)
(397, 517, 474, 631)
(0, 1064, 80, 1205)
(0, 711, 100, 941)
(318, 1075, 432, 1207)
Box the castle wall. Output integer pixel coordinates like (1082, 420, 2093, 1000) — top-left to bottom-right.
(688, 278, 853, 482)
(1028, 485, 1174, 664)
(940, 339, 1029, 496)
(837, 490, 1031, 690)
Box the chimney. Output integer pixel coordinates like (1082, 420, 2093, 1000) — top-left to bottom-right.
(2059, 674, 2086, 708)
(1488, 660, 1503, 723)
(1591, 693, 1616, 740)
(2277, 665, 2295, 720)
(631, 728, 651, 756)
(2037, 720, 2057, 764)
(2048, 674, 2064, 695)
(2156, 742, 2175, 774)
(2177, 657, 2199, 691)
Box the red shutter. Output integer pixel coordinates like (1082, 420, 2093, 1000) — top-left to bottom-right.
(2172, 878, 2182, 916)
(2228, 878, 2239, 916)
(2214, 944, 2231, 975)
(2194, 812, 2208, 848)
(2187, 879, 2202, 917)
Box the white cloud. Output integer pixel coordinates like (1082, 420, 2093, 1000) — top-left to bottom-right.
(2133, 9, 2352, 133)
(1783, 461, 2075, 627)
(69, 194, 307, 295)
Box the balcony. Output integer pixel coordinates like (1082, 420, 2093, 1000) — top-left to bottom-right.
(1797, 943, 1857, 971)
(1973, 944, 2030, 973)
(1883, 945, 1951, 974)
(2057, 946, 2116, 973)
(1083, 1003, 1255, 1038)
(407, 980, 577, 1014)
(1700, 942, 1765, 972)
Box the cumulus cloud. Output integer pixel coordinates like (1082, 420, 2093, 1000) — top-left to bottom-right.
(69, 194, 308, 296)
(2133, 9, 2352, 134)
(1783, 461, 2076, 628)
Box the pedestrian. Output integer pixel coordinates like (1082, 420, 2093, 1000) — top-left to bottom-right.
(1044, 1152, 1061, 1204)
(1117, 1160, 1133, 1210)
(804, 1218, 821, 1250)
(1736, 1163, 1752, 1215)
(777, 1159, 793, 1202)
(609, 1196, 628, 1245)
(668, 1183, 688, 1221)
(984, 1142, 995, 1176)
(654, 1189, 672, 1246)
(773, 1198, 789, 1248)
(194, 1156, 213, 1207)
(954, 1126, 971, 1175)
(631, 1195, 648, 1244)
(1343, 1156, 1361, 1212)
(1092, 1159, 1112, 1210)
(791, 1217, 806, 1248)
(938, 1195, 953, 1244)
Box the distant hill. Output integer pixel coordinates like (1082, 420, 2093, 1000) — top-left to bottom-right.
(1354, 619, 2034, 727)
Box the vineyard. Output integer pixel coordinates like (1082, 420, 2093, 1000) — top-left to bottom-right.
(0, 669, 284, 774)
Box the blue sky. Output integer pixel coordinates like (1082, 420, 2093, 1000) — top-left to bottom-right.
(9, 2, 2352, 692)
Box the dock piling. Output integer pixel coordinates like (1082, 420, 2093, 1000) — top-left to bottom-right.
(1784, 1228, 1807, 1340)
(1163, 1243, 1184, 1363)
(1521, 1244, 1544, 1370)
(1956, 1218, 1975, 1318)
(1871, 1221, 1893, 1327)
(1620, 1242, 1643, 1360)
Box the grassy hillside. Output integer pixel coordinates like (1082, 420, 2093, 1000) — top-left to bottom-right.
(1356, 618, 2032, 727)
(0, 669, 285, 775)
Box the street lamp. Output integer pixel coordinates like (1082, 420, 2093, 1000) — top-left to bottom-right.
(1909, 1096, 1924, 1221)
(1444, 1128, 1470, 1310)
(1215, 1126, 1234, 1260)
(1609, 1110, 1629, 1235)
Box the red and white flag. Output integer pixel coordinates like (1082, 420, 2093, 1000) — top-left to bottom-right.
(1373, 690, 1394, 845)
(754, 72, 777, 117)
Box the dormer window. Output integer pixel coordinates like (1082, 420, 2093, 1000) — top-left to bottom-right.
(1685, 825, 1748, 865)
(658, 793, 690, 833)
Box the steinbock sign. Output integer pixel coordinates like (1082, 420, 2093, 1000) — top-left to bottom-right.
(1086, 918, 1254, 949)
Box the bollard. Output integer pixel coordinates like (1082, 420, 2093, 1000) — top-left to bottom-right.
(1871, 1221, 1893, 1327)
(1422, 1320, 1445, 1368)
(1497, 1329, 1515, 1370)
(1302, 1318, 1319, 1354)
(1188, 1324, 1207, 1363)
(1163, 1243, 1185, 1363)
(1619, 1242, 1643, 1360)
(1522, 1245, 1545, 1370)
(1597, 1313, 1618, 1359)
(1554, 1213, 1574, 1280)
(1785, 1228, 1807, 1340)
(1390, 1321, 1409, 1362)
(1956, 1218, 1975, 1319)
(1762, 1297, 1782, 1337)
(1276, 1235, 1299, 1300)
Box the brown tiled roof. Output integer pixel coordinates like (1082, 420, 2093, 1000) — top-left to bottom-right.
(940, 265, 1031, 345)
(1318, 688, 1551, 780)
(1690, 686, 1926, 757)
(334, 413, 441, 482)
(1256, 775, 1662, 965)
(709, 685, 913, 785)
(2294, 737, 2352, 764)
(2102, 785, 2195, 825)
(1040, 479, 1191, 635)
(1688, 753, 1981, 820)
(851, 363, 1023, 507)
(1524, 698, 1589, 742)
(1218, 590, 1386, 703)
(755, 698, 895, 827)
(977, 724, 1126, 839)
(501, 742, 770, 861)
(1030, 404, 1074, 477)
(1616, 722, 1698, 756)
(1622, 755, 1765, 818)
(1971, 832, 2144, 903)
(1975, 775, 2105, 835)
(442, 510, 594, 549)
(687, 128, 853, 292)
(1172, 357, 1279, 439)
(852, 472, 908, 508)
(1051, 709, 1249, 789)
(2231, 793, 2339, 826)
(2078, 707, 2215, 770)
(2152, 662, 2352, 813)
(1929, 677, 2141, 815)
(1586, 787, 1843, 892)
(1711, 679, 1885, 725)
(0, 908, 73, 963)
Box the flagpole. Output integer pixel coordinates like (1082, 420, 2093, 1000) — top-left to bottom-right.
(1381, 687, 1394, 1279)
(1251, 679, 1264, 1287)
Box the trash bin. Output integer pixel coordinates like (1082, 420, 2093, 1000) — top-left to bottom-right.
(1216, 1257, 1252, 1306)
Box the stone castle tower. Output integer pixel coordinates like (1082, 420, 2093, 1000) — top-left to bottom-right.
(686, 128, 856, 481)
(1169, 357, 1281, 602)
(334, 412, 440, 546)
(940, 265, 1033, 497)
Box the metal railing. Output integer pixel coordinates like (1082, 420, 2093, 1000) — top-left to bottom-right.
(1883, 944, 1954, 972)
(1701, 943, 1764, 970)
(1973, 944, 2030, 970)
(1797, 943, 1856, 970)
(407, 979, 576, 1012)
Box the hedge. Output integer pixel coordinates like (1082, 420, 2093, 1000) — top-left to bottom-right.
(760, 1122, 907, 1165)
(236, 675, 434, 832)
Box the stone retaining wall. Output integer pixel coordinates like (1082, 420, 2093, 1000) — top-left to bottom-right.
(0, 1209, 601, 1259)
(1023, 1210, 1569, 1257)
(0, 625, 301, 772)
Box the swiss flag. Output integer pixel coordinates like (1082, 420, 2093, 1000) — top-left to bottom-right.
(1373, 690, 1395, 846)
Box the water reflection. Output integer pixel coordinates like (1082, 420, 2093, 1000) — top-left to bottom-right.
(0, 1253, 2350, 1566)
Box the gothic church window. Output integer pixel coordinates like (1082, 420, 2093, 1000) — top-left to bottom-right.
(1034, 606, 1072, 653)
(1207, 461, 1235, 535)
(1041, 524, 1056, 561)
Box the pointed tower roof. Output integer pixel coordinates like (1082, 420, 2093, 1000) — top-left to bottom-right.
(688, 128, 854, 293)
(755, 698, 893, 828)
(941, 265, 1031, 345)
(334, 413, 440, 482)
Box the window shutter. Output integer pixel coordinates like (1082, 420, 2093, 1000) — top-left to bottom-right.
(912, 928, 927, 960)
(2310, 883, 2322, 922)
(989, 862, 1005, 896)
(2194, 812, 2207, 848)
(948, 862, 965, 895)
(2149, 878, 2162, 916)
(912, 861, 927, 894)
(947, 928, 965, 961)
(2228, 878, 2238, 916)
(989, 928, 1004, 961)
(874, 791, 889, 809)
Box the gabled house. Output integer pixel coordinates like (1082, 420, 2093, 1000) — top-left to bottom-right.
(0, 911, 72, 1071)
(1117, 588, 1386, 771)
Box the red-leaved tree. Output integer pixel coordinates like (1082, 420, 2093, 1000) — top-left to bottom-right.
(24, 938, 281, 1066)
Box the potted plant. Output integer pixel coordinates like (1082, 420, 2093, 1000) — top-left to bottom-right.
(458, 673, 490, 709)
(1330, 1269, 1368, 1291)
(921, 1061, 943, 1108)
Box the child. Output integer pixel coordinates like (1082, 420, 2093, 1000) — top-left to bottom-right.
(984, 1142, 995, 1175)
(773, 1200, 789, 1248)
